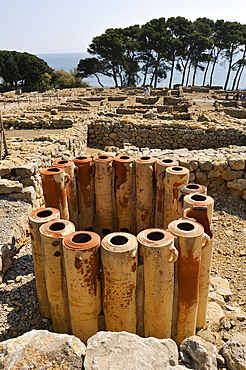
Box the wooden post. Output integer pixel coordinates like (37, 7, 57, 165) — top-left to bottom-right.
(0, 113, 8, 160)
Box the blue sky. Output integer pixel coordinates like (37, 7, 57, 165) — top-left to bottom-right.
(1, 0, 246, 54)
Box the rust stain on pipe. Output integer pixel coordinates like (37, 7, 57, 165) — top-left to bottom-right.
(155, 158, 179, 228)
(28, 207, 60, 319)
(63, 231, 101, 343)
(178, 183, 207, 218)
(41, 167, 69, 220)
(94, 155, 116, 238)
(40, 219, 75, 334)
(137, 228, 178, 339)
(135, 156, 156, 234)
(101, 232, 138, 333)
(183, 207, 214, 328)
(52, 160, 79, 230)
(73, 156, 95, 231)
(168, 219, 204, 346)
(114, 155, 135, 234)
(163, 166, 189, 229)
(183, 193, 214, 225)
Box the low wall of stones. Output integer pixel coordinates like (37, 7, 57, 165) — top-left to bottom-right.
(87, 116, 246, 151)
(104, 143, 246, 200)
(0, 122, 88, 208)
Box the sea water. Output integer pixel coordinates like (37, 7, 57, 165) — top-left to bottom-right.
(37, 52, 246, 90)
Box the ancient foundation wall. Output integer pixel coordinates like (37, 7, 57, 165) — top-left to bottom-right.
(87, 117, 246, 150)
(0, 122, 88, 207)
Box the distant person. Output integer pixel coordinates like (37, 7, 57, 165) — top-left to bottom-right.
(147, 87, 151, 97)
(143, 87, 147, 96)
(226, 93, 229, 100)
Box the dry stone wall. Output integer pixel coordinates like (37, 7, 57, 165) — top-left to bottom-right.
(0, 122, 88, 207)
(105, 143, 246, 200)
(87, 113, 246, 150)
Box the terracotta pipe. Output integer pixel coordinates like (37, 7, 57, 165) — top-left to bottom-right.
(137, 228, 178, 339)
(94, 155, 116, 238)
(40, 220, 75, 333)
(178, 183, 207, 218)
(63, 231, 101, 343)
(114, 155, 135, 234)
(135, 156, 156, 234)
(72, 156, 95, 231)
(168, 219, 206, 346)
(183, 193, 214, 225)
(101, 232, 138, 333)
(52, 160, 79, 230)
(28, 207, 60, 318)
(41, 167, 69, 220)
(163, 166, 189, 229)
(155, 158, 179, 228)
(183, 207, 214, 328)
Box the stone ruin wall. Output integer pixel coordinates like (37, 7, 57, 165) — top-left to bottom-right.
(1, 85, 246, 207)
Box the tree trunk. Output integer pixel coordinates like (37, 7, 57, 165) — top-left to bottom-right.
(202, 60, 210, 86)
(232, 49, 246, 90)
(169, 54, 175, 89)
(236, 64, 245, 90)
(192, 61, 198, 86)
(143, 59, 150, 86)
(181, 58, 190, 86)
(186, 61, 191, 86)
(224, 48, 234, 91)
(209, 52, 219, 87)
(95, 74, 104, 88)
(112, 66, 118, 87)
(154, 54, 160, 88)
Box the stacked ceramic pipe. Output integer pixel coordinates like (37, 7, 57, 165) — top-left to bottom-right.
(28, 155, 215, 345)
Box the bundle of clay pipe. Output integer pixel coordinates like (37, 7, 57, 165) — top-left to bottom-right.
(28, 195, 214, 345)
(32, 155, 215, 345)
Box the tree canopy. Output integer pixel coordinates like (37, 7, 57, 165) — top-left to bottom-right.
(77, 17, 246, 89)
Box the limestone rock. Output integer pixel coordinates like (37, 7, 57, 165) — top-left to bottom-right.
(206, 302, 225, 330)
(199, 158, 213, 171)
(0, 329, 86, 370)
(84, 331, 179, 370)
(180, 335, 218, 370)
(228, 156, 245, 170)
(15, 164, 36, 177)
(227, 178, 246, 191)
(9, 186, 36, 205)
(219, 333, 246, 370)
(221, 167, 244, 181)
(208, 292, 225, 307)
(0, 179, 23, 194)
(210, 276, 233, 298)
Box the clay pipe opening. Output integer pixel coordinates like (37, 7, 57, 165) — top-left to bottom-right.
(177, 222, 195, 231)
(76, 156, 88, 160)
(147, 231, 165, 241)
(72, 233, 92, 244)
(37, 210, 53, 218)
(47, 168, 60, 173)
(110, 235, 128, 245)
(49, 222, 66, 231)
(171, 166, 183, 171)
(186, 184, 200, 190)
(140, 156, 151, 160)
(161, 159, 174, 164)
(57, 160, 69, 164)
(191, 194, 207, 202)
(120, 156, 130, 160)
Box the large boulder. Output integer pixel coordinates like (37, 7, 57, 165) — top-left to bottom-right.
(180, 335, 218, 370)
(0, 329, 86, 369)
(219, 333, 246, 370)
(84, 331, 179, 370)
